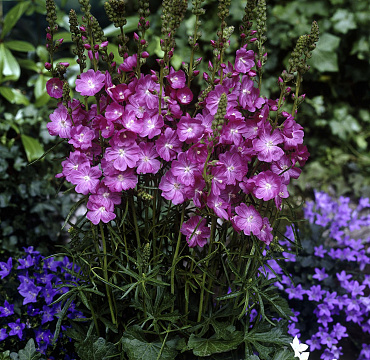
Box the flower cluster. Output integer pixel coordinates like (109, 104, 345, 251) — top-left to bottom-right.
(0, 247, 82, 357)
(264, 191, 370, 360)
(46, 42, 308, 248)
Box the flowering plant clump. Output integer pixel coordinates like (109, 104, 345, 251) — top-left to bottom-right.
(0, 247, 82, 358)
(265, 191, 370, 360)
(42, 0, 318, 358)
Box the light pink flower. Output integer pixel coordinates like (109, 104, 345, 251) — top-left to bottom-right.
(86, 197, 116, 225)
(75, 69, 105, 96)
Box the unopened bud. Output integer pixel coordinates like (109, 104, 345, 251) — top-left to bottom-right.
(45, 62, 52, 70)
(94, 44, 99, 50)
(141, 51, 149, 58)
(193, 70, 200, 76)
(134, 32, 140, 41)
(250, 38, 257, 43)
(101, 41, 109, 48)
(84, 44, 91, 50)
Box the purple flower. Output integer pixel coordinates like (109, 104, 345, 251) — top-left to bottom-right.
(86, 197, 116, 225)
(252, 129, 284, 163)
(0, 300, 14, 317)
(306, 285, 325, 302)
(159, 170, 187, 205)
(8, 319, 26, 339)
(234, 203, 263, 236)
(331, 323, 348, 341)
(312, 268, 328, 281)
(69, 165, 102, 195)
(234, 48, 255, 73)
(46, 77, 63, 98)
(0, 328, 8, 341)
(17, 254, 35, 269)
(75, 69, 105, 96)
(47, 105, 72, 139)
(181, 215, 210, 248)
(0, 257, 12, 279)
(167, 67, 186, 89)
(18, 281, 42, 305)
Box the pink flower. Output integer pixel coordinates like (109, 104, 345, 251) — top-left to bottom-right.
(234, 203, 263, 236)
(136, 142, 161, 174)
(177, 116, 205, 144)
(167, 67, 186, 89)
(46, 78, 63, 98)
(234, 48, 255, 74)
(139, 113, 164, 139)
(252, 129, 284, 163)
(47, 106, 72, 139)
(89, 184, 121, 208)
(103, 168, 138, 192)
(75, 69, 105, 96)
(176, 87, 193, 105)
(207, 193, 229, 220)
(86, 197, 116, 225)
(68, 125, 96, 150)
(156, 128, 182, 161)
(69, 165, 102, 195)
(253, 170, 282, 201)
(118, 54, 137, 72)
(135, 74, 160, 110)
(105, 102, 124, 123)
(217, 151, 246, 185)
(181, 216, 210, 248)
(104, 141, 140, 172)
(256, 217, 273, 245)
(171, 152, 201, 186)
(158, 170, 187, 205)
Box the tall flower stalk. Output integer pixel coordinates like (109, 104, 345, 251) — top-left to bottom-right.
(42, 0, 318, 358)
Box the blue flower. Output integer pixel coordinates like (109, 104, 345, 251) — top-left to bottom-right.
(0, 300, 14, 317)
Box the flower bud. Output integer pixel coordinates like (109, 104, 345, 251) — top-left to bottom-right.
(101, 41, 109, 48)
(45, 62, 52, 70)
(141, 51, 149, 58)
(134, 32, 140, 41)
(140, 39, 146, 45)
(46, 33, 52, 40)
(59, 62, 70, 68)
(94, 44, 99, 50)
(250, 38, 257, 43)
(193, 70, 200, 76)
(84, 44, 91, 50)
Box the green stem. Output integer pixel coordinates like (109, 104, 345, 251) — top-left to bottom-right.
(171, 206, 185, 295)
(130, 194, 141, 249)
(197, 216, 216, 322)
(291, 72, 302, 116)
(100, 223, 117, 326)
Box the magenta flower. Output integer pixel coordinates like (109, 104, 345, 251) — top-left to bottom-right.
(104, 142, 140, 172)
(46, 77, 63, 98)
(271, 155, 301, 184)
(136, 142, 161, 174)
(220, 119, 247, 146)
(177, 116, 205, 144)
(87, 197, 116, 225)
(75, 69, 105, 96)
(68, 124, 96, 150)
(118, 54, 137, 72)
(181, 216, 210, 248)
(69, 165, 102, 195)
(158, 170, 187, 205)
(105, 102, 124, 122)
(59, 151, 90, 182)
(47, 106, 72, 139)
(252, 129, 284, 163)
(234, 203, 263, 236)
(140, 113, 164, 139)
(89, 184, 121, 208)
(103, 168, 138, 192)
(135, 74, 160, 110)
(253, 170, 282, 201)
(257, 217, 273, 245)
(156, 128, 182, 161)
(171, 152, 201, 186)
(167, 67, 186, 89)
(234, 48, 255, 74)
(217, 151, 246, 185)
(176, 87, 193, 105)
(206, 193, 229, 220)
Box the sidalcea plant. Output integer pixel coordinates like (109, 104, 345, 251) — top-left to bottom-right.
(265, 191, 370, 360)
(0, 247, 82, 358)
(42, 0, 318, 358)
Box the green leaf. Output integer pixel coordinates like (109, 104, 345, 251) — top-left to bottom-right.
(0, 44, 21, 80)
(121, 326, 178, 360)
(18, 339, 41, 360)
(308, 33, 341, 72)
(20, 134, 44, 162)
(76, 336, 118, 360)
(0, 86, 30, 105)
(1, 1, 31, 39)
(17, 59, 39, 72)
(34, 75, 47, 99)
(4, 40, 35, 52)
(331, 9, 357, 34)
(0, 350, 11, 360)
(187, 332, 243, 357)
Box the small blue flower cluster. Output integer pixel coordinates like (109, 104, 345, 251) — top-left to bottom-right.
(264, 191, 370, 360)
(0, 247, 83, 357)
